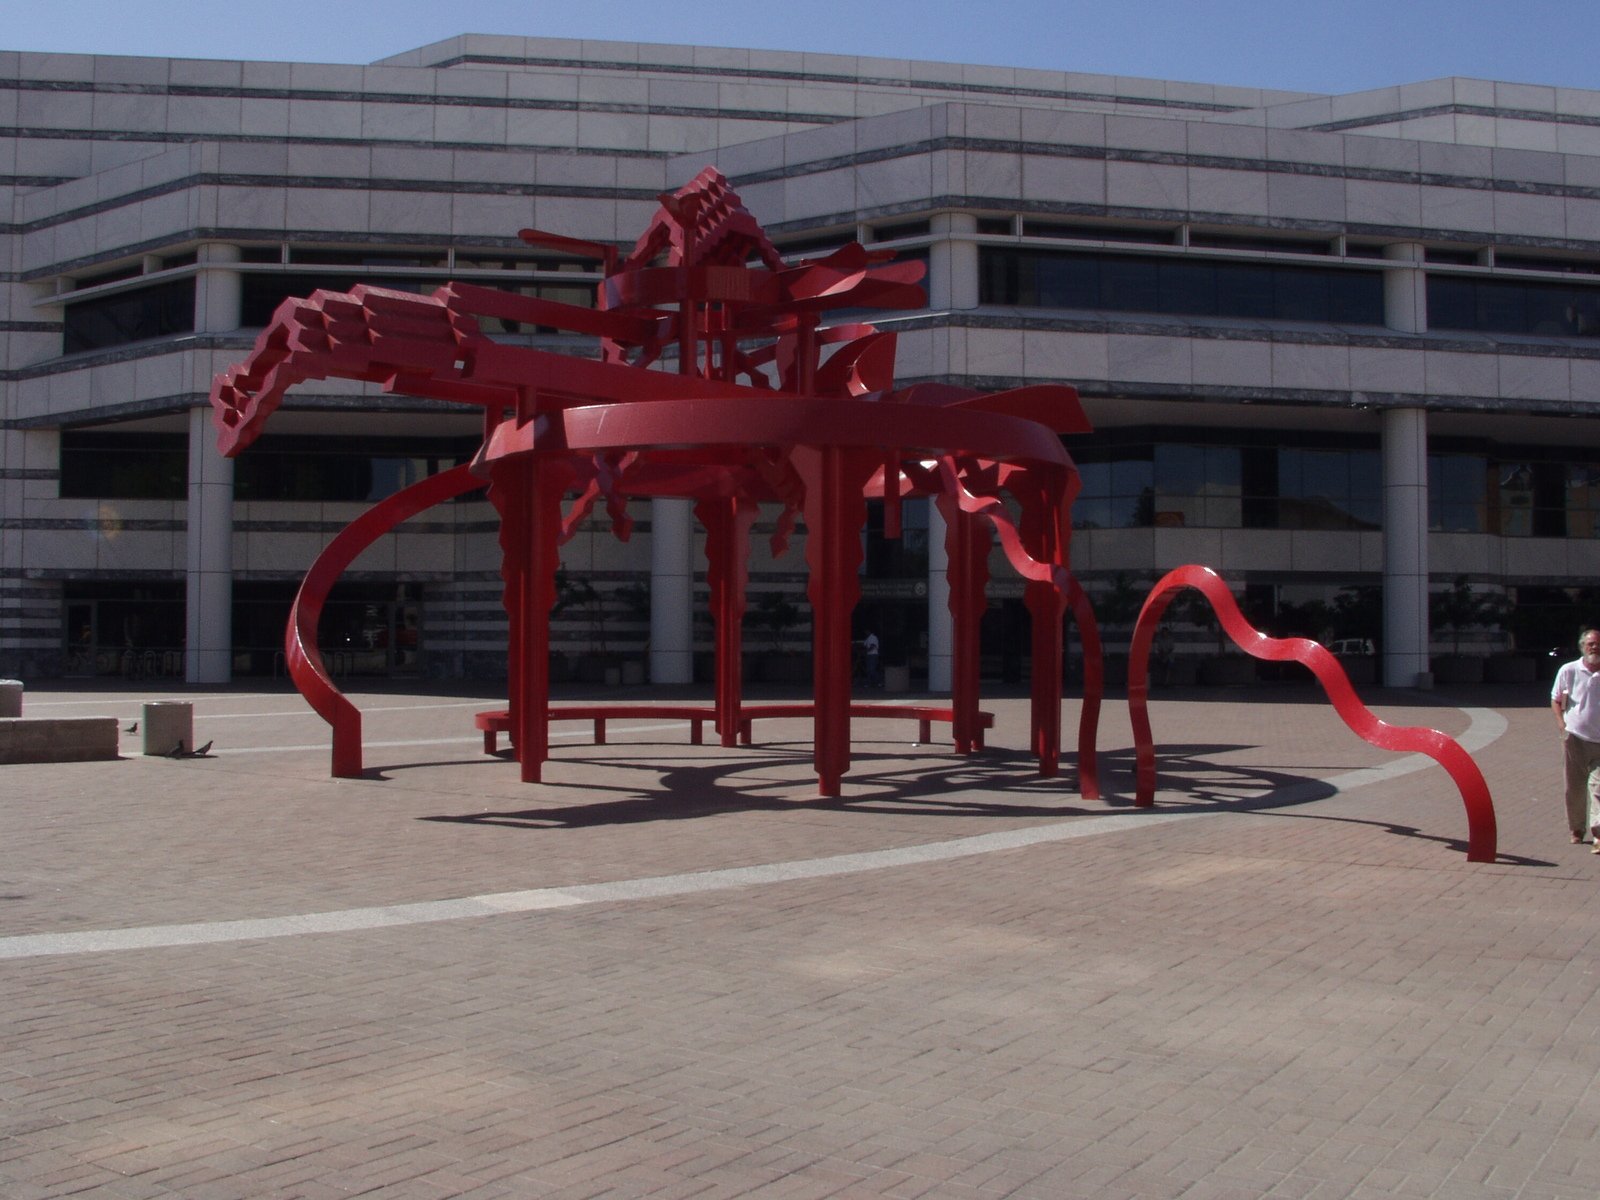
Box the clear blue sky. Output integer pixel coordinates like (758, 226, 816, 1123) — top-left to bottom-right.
(7, 0, 1597, 96)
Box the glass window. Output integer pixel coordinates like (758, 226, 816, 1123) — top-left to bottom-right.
(1347, 450, 1381, 527)
(1070, 430, 1391, 532)
(1273, 268, 1329, 322)
(1429, 453, 1487, 533)
(864, 497, 929, 577)
(1100, 258, 1160, 313)
(60, 432, 187, 499)
(63, 279, 195, 354)
(979, 248, 1383, 325)
(1427, 275, 1600, 337)
(1214, 264, 1275, 319)
(1152, 445, 1240, 528)
(1070, 440, 1152, 529)
(240, 273, 431, 326)
(1568, 465, 1600, 538)
(234, 436, 479, 503)
(1037, 255, 1099, 309)
(1159, 260, 1216, 317)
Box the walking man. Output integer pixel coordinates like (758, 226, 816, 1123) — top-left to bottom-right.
(1552, 626, 1600, 847)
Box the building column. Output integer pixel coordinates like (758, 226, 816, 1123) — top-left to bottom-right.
(649, 497, 694, 683)
(1383, 241, 1427, 335)
(186, 406, 233, 683)
(1382, 408, 1430, 688)
(1380, 242, 1430, 688)
(185, 244, 241, 685)
(927, 213, 978, 311)
(926, 500, 951, 691)
(196, 242, 242, 333)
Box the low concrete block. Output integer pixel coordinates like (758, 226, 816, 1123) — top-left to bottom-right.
(142, 701, 193, 756)
(0, 679, 21, 718)
(0, 717, 120, 764)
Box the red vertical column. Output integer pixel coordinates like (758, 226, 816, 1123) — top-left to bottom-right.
(490, 463, 528, 756)
(516, 457, 572, 784)
(937, 494, 990, 756)
(1025, 577, 1063, 777)
(697, 496, 758, 748)
(1018, 471, 1066, 778)
(794, 446, 873, 797)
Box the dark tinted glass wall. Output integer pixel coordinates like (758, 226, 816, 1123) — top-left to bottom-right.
(59, 432, 186, 499)
(63, 280, 195, 353)
(233, 436, 481, 503)
(1070, 428, 1381, 532)
(1427, 276, 1600, 337)
(980, 249, 1384, 325)
(241, 274, 429, 326)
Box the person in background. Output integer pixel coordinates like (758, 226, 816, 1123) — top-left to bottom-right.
(1551, 626, 1600, 847)
(860, 630, 882, 689)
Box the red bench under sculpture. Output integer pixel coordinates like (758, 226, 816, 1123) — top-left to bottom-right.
(209, 166, 1496, 861)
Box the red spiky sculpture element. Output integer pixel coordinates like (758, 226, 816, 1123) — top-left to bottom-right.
(211, 167, 1104, 798)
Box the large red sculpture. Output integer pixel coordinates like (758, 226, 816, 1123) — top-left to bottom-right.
(209, 167, 1497, 862)
(210, 168, 1104, 799)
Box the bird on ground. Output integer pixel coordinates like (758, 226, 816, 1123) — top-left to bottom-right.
(124, 721, 137, 733)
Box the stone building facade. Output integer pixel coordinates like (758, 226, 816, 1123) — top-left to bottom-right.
(3, 36, 1598, 687)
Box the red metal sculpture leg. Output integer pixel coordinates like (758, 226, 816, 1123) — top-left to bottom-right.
(512, 459, 576, 784)
(1025, 579, 1064, 777)
(697, 496, 758, 748)
(795, 446, 874, 796)
(1064, 578, 1102, 800)
(286, 464, 486, 777)
(937, 497, 991, 756)
(1127, 565, 1497, 863)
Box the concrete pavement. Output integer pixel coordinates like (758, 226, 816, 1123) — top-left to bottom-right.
(0, 679, 1594, 1199)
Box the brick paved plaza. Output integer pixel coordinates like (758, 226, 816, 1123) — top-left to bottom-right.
(1, 680, 1594, 1198)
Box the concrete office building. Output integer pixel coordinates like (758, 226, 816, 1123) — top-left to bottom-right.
(3, 36, 1598, 690)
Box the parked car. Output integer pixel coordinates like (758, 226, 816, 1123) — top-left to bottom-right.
(1330, 638, 1376, 657)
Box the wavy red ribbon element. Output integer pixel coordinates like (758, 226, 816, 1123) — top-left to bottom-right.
(1127, 565, 1496, 863)
(285, 464, 487, 778)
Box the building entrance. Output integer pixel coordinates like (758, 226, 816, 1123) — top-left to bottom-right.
(62, 583, 186, 679)
(233, 582, 425, 678)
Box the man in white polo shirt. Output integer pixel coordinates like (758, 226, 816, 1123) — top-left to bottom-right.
(1552, 626, 1600, 847)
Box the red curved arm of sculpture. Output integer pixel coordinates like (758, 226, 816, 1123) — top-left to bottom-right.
(286, 464, 487, 778)
(1127, 565, 1496, 864)
(930, 459, 1103, 797)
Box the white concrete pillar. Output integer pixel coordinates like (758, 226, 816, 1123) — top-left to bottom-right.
(1382, 242, 1427, 334)
(927, 213, 979, 311)
(1382, 407, 1430, 688)
(649, 497, 694, 684)
(185, 406, 234, 683)
(195, 242, 242, 333)
(1380, 243, 1431, 688)
(926, 500, 952, 692)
